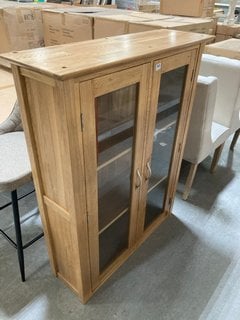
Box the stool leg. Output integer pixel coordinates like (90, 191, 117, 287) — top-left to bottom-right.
(11, 190, 25, 282)
(230, 129, 240, 151)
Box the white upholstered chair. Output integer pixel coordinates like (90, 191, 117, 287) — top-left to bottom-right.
(0, 102, 43, 281)
(200, 54, 240, 151)
(182, 75, 231, 200)
(0, 101, 23, 134)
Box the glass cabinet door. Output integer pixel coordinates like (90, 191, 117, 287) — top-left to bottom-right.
(137, 50, 198, 234)
(80, 65, 150, 288)
(97, 85, 136, 272)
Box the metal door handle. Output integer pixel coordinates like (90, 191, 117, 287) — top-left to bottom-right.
(135, 169, 142, 188)
(145, 161, 152, 180)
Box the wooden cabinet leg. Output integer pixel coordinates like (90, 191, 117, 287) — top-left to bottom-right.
(230, 129, 240, 151)
(182, 163, 198, 200)
(210, 143, 224, 173)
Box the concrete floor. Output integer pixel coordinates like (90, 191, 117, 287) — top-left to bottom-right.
(0, 136, 239, 320)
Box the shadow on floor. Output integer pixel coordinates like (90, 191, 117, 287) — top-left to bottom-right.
(85, 215, 231, 320)
(178, 157, 235, 211)
(0, 213, 232, 320)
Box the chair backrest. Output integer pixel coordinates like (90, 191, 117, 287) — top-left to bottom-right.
(184, 75, 218, 164)
(200, 54, 240, 133)
(0, 100, 23, 135)
(0, 86, 17, 124)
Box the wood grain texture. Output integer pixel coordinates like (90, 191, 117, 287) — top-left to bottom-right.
(1, 30, 212, 80)
(7, 31, 210, 303)
(79, 79, 100, 290)
(62, 80, 92, 300)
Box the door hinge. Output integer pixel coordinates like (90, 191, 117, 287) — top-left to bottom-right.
(80, 113, 84, 131)
(191, 68, 195, 82)
(178, 143, 182, 154)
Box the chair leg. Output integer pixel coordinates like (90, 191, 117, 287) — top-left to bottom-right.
(210, 143, 225, 173)
(182, 163, 198, 201)
(230, 129, 240, 151)
(11, 190, 25, 282)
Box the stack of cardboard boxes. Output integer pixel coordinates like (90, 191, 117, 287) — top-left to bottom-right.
(0, 1, 68, 53)
(2, 0, 240, 54)
(215, 23, 240, 42)
(160, 0, 215, 18)
(115, 0, 160, 13)
(0, 0, 217, 54)
(42, 7, 215, 45)
(42, 8, 94, 45)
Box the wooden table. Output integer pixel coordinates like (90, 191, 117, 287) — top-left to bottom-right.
(204, 38, 240, 60)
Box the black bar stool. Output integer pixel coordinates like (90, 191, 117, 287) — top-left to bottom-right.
(0, 132, 43, 281)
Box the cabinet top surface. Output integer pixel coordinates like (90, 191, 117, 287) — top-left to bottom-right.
(0, 30, 212, 80)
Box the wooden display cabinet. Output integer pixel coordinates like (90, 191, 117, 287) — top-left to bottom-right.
(0, 30, 212, 303)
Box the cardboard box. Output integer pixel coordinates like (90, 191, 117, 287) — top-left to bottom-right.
(204, 38, 240, 60)
(0, 3, 68, 53)
(215, 23, 240, 42)
(75, 4, 117, 8)
(115, 0, 159, 11)
(138, 3, 160, 13)
(127, 11, 172, 20)
(0, 67, 14, 89)
(94, 16, 127, 39)
(160, 0, 215, 18)
(0, 6, 44, 53)
(128, 22, 157, 34)
(42, 7, 133, 44)
(0, 10, 10, 53)
(60, 6, 118, 15)
(93, 14, 150, 39)
(43, 9, 93, 46)
(215, 34, 230, 42)
(42, 6, 134, 45)
(216, 23, 240, 37)
(128, 16, 215, 35)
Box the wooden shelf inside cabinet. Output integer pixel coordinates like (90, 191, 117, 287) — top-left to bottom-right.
(0, 30, 212, 303)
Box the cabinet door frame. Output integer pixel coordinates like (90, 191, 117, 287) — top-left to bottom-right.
(79, 64, 151, 289)
(136, 49, 199, 238)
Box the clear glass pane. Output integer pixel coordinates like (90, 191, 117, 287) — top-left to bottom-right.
(96, 84, 138, 272)
(144, 66, 187, 228)
(99, 212, 130, 272)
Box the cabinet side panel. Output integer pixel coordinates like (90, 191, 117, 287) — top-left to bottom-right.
(44, 202, 79, 290)
(25, 77, 67, 209)
(11, 66, 57, 276)
(24, 77, 87, 299)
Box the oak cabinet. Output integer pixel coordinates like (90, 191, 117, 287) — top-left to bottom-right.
(1, 30, 211, 302)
